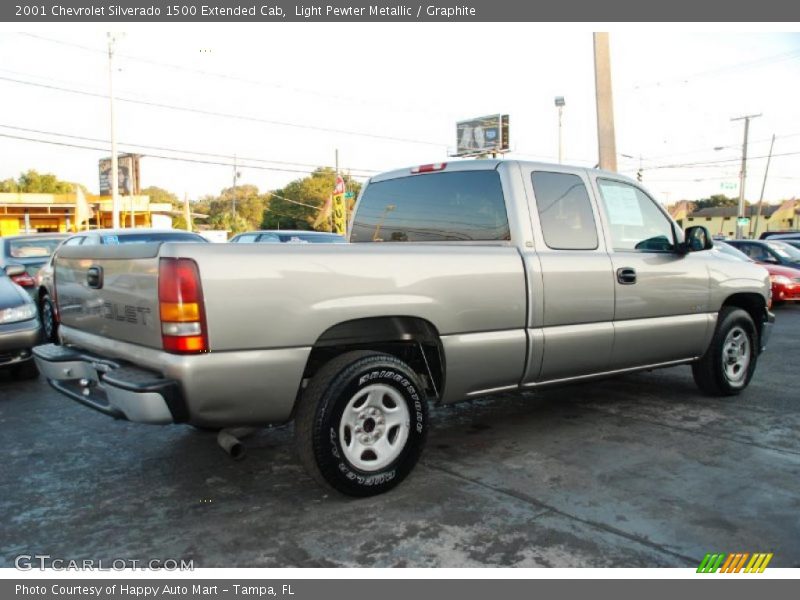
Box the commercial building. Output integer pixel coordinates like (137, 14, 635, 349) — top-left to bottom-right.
(0, 192, 174, 235)
(670, 199, 799, 239)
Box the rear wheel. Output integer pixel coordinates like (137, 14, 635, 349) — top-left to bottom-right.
(40, 294, 58, 343)
(294, 351, 428, 496)
(692, 307, 758, 396)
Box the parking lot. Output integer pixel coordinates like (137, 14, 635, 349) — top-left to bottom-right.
(1, 304, 798, 569)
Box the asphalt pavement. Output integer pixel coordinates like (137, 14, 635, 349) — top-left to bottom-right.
(1, 305, 798, 568)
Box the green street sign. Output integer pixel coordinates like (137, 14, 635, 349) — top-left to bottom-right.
(737, 217, 750, 226)
(345, 192, 355, 199)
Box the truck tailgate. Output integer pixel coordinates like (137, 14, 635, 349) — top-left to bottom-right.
(55, 243, 164, 349)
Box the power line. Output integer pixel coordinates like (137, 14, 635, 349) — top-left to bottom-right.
(626, 133, 800, 163)
(0, 132, 371, 179)
(18, 32, 449, 118)
(635, 150, 800, 171)
(0, 74, 446, 148)
(0, 123, 379, 175)
(631, 48, 800, 91)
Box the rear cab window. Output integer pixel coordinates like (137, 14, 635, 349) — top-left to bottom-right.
(350, 170, 510, 242)
(531, 172, 598, 250)
(7, 237, 64, 258)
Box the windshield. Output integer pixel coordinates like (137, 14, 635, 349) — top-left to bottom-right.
(7, 237, 64, 259)
(101, 233, 208, 245)
(715, 242, 751, 262)
(767, 241, 800, 260)
(278, 233, 345, 243)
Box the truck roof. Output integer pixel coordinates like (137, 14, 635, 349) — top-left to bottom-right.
(369, 159, 637, 185)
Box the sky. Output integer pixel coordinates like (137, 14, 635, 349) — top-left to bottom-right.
(0, 25, 798, 206)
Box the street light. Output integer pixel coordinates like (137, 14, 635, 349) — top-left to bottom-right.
(554, 96, 565, 163)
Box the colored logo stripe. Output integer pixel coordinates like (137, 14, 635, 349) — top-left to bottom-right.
(697, 552, 773, 573)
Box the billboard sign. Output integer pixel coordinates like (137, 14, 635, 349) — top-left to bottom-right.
(456, 114, 509, 156)
(99, 154, 141, 196)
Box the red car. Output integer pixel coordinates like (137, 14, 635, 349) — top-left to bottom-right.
(716, 241, 800, 304)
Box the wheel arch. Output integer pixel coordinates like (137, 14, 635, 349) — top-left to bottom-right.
(300, 316, 445, 405)
(721, 292, 767, 348)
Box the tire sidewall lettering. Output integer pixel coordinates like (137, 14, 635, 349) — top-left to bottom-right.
(322, 364, 426, 491)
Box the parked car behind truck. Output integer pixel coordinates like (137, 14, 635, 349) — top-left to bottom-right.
(34, 160, 773, 496)
(0, 266, 40, 379)
(0, 234, 69, 297)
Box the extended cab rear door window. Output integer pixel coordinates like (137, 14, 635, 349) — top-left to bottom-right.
(532, 172, 598, 250)
(350, 171, 510, 242)
(597, 179, 676, 252)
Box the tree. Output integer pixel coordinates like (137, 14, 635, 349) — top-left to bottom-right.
(0, 170, 81, 194)
(693, 194, 741, 211)
(190, 184, 266, 233)
(141, 186, 179, 206)
(262, 168, 362, 231)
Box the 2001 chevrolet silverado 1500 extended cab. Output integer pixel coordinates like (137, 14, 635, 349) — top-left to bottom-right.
(34, 160, 774, 495)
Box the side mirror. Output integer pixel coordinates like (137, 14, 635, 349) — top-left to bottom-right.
(4, 264, 26, 277)
(681, 226, 714, 253)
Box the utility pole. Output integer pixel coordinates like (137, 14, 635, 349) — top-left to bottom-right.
(555, 96, 565, 163)
(231, 154, 239, 220)
(732, 113, 762, 239)
(593, 32, 617, 172)
(108, 33, 121, 229)
(752, 133, 775, 238)
(183, 192, 193, 232)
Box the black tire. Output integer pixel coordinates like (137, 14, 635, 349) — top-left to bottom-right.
(692, 307, 758, 396)
(40, 294, 58, 344)
(294, 350, 428, 497)
(12, 359, 39, 381)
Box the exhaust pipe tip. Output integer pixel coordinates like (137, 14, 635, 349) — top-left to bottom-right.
(217, 429, 247, 461)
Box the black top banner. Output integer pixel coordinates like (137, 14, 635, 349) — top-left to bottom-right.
(4, 0, 800, 21)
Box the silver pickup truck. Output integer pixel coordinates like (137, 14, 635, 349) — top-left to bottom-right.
(34, 160, 774, 496)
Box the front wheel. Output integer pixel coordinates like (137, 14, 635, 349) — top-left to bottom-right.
(692, 307, 758, 396)
(294, 351, 428, 496)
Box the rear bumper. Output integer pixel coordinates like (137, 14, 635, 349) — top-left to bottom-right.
(33, 344, 186, 424)
(38, 326, 312, 427)
(0, 318, 40, 367)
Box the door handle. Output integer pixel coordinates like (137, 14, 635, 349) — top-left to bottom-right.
(86, 266, 103, 289)
(616, 267, 637, 285)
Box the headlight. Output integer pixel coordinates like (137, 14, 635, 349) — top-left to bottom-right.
(769, 275, 792, 285)
(0, 303, 37, 324)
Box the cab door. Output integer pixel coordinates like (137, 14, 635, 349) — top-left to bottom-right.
(591, 177, 712, 369)
(520, 166, 615, 384)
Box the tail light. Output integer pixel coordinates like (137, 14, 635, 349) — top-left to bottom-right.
(10, 272, 36, 288)
(158, 258, 209, 354)
(411, 163, 447, 174)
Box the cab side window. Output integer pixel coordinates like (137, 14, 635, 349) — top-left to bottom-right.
(597, 179, 675, 252)
(234, 234, 259, 243)
(532, 172, 598, 250)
